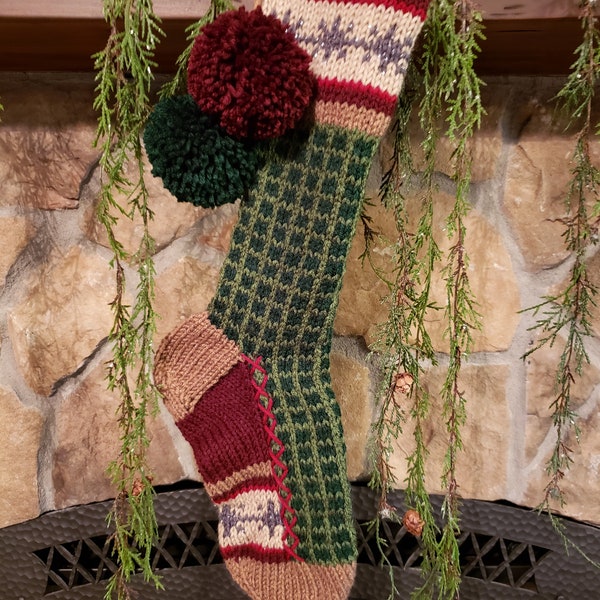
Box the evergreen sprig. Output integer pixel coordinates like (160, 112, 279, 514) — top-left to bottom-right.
(523, 0, 600, 512)
(365, 1, 484, 597)
(365, 51, 442, 600)
(93, 1, 164, 598)
(159, 0, 234, 99)
(414, 1, 484, 598)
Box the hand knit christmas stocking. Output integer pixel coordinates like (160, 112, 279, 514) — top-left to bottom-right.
(154, 1, 430, 599)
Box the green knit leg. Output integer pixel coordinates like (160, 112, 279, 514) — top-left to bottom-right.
(153, 0, 431, 595)
(210, 125, 378, 563)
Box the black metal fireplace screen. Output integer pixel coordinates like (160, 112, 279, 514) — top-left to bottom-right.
(1, 483, 598, 599)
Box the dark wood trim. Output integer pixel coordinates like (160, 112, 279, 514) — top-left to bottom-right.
(0, 17, 194, 73)
(477, 18, 581, 76)
(0, 13, 585, 76)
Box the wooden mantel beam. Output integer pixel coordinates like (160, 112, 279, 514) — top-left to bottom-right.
(0, 0, 585, 20)
(0, 0, 247, 19)
(479, 0, 583, 19)
(0, 0, 593, 75)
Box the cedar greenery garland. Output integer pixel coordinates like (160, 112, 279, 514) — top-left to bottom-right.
(143, 95, 261, 208)
(93, 1, 236, 597)
(522, 0, 600, 558)
(364, 63, 440, 600)
(421, 1, 484, 596)
(366, 0, 485, 598)
(159, 0, 234, 99)
(93, 0, 163, 598)
(367, 0, 600, 597)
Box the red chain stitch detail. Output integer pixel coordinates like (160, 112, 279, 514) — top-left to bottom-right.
(241, 354, 303, 562)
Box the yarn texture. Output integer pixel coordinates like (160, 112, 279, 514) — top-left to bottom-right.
(210, 125, 378, 565)
(187, 7, 315, 140)
(153, 0, 431, 598)
(143, 95, 259, 208)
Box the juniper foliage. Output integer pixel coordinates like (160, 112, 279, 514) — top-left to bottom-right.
(93, 1, 163, 598)
(366, 1, 484, 598)
(523, 0, 600, 530)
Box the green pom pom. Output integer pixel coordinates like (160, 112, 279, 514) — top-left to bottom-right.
(143, 95, 260, 208)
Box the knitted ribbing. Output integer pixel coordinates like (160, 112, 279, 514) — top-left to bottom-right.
(266, 0, 430, 137)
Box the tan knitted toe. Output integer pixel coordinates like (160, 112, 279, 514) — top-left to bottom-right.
(153, 312, 241, 421)
(227, 559, 356, 600)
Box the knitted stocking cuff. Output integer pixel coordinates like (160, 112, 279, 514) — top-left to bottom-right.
(262, 0, 430, 137)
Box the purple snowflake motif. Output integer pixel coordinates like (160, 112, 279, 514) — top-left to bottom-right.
(220, 498, 282, 540)
(278, 9, 416, 75)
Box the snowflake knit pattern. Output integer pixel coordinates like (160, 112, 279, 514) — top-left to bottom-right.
(153, 1, 430, 599)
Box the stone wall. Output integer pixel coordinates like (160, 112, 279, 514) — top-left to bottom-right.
(1, 72, 599, 529)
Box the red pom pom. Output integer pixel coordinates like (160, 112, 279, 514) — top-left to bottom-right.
(187, 7, 315, 140)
